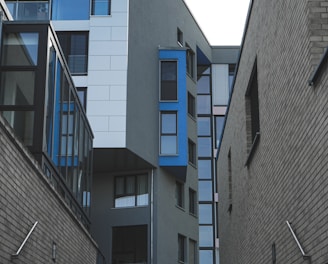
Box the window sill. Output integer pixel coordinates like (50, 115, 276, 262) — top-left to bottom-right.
(245, 132, 260, 167)
(176, 205, 185, 212)
(189, 212, 197, 218)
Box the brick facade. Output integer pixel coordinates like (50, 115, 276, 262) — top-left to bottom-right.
(0, 115, 97, 264)
(218, 0, 328, 263)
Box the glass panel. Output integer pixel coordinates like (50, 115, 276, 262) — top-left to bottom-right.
(198, 160, 212, 179)
(199, 226, 213, 247)
(198, 137, 212, 157)
(197, 95, 211, 114)
(161, 113, 176, 134)
(199, 250, 214, 264)
(126, 176, 135, 194)
(52, 0, 89, 20)
(137, 174, 148, 206)
(2, 111, 34, 146)
(198, 117, 211, 136)
(197, 75, 210, 94)
(92, 0, 110, 15)
(199, 204, 213, 224)
(215, 116, 225, 147)
(0, 71, 35, 105)
(161, 61, 177, 100)
(115, 177, 124, 195)
(161, 135, 177, 154)
(199, 181, 212, 201)
(189, 240, 196, 264)
(115, 196, 135, 207)
(2, 32, 38, 66)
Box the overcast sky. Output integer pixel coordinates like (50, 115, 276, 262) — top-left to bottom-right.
(184, 0, 251, 46)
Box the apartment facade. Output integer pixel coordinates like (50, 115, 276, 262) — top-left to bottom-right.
(3, 0, 239, 263)
(217, 1, 328, 263)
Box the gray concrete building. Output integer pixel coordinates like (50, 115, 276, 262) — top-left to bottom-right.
(217, 0, 328, 263)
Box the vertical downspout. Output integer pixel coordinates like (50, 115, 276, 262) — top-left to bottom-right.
(150, 169, 154, 264)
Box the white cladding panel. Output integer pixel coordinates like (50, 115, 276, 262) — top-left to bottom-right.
(212, 64, 229, 106)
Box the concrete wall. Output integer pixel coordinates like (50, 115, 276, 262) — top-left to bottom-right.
(218, 0, 328, 263)
(0, 115, 98, 263)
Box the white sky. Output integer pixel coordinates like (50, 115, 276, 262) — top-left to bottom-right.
(184, 0, 251, 46)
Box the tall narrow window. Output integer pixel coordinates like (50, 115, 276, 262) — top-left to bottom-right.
(189, 239, 197, 264)
(91, 0, 111, 15)
(186, 44, 195, 78)
(189, 188, 197, 215)
(160, 61, 177, 101)
(176, 181, 184, 208)
(188, 92, 196, 117)
(177, 28, 183, 46)
(160, 111, 177, 155)
(188, 139, 196, 165)
(178, 234, 186, 263)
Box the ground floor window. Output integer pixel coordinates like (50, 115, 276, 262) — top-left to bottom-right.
(112, 225, 148, 264)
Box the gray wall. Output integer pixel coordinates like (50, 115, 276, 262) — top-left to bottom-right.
(218, 0, 328, 263)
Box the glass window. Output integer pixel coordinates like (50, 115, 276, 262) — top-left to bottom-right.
(178, 234, 186, 263)
(0, 71, 35, 105)
(160, 112, 177, 155)
(199, 204, 213, 224)
(1, 32, 38, 66)
(188, 92, 196, 117)
(198, 160, 212, 179)
(197, 95, 211, 114)
(77, 87, 87, 110)
(176, 181, 184, 208)
(186, 44, 195, 78)
(199, 250, 213, 264)
(2, 111, 34, 146)
(52, 0, 89, 20)
(199, 180, 212, 201)
(189, 239, 197, 264)
(112, 225, 147, 264)
(189, 188, 197, 215)
(177, 28, 183, 46)
(91, 0, 111, 15)
(6, 1, 49, 20)
(188, 139, 196, 165)
(198, 117, 211, 136)
(215, 116, 225, 147)
(57, 32, 88, 75)
(199, 226, 213, 247)
(197, 75, 210, 94)
(198, 137, 212, 157)
(114, 174, 149, 208)
(160, 61, 177, 101)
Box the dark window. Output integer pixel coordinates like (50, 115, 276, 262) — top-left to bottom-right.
(186, 44, 195, 78)
(57, 31, 88, 75)
(188, 139, 196, 165)
(176, 181, 184, 208)
(188, 92, 196, 117)
(215, 116, 225, 147)
(91, 0, 111, 15)
(160, 111, 177, 155)
(114, 174, 148, 208)
(160, 61, 177, 101)
(178, 234, 186, 263)
(112, 225, 148, 264)
(189, 239, 197, 264)
(177, 28, 183, 46)
(189, 188, 197, 215)
(77, 87, 87, 110)
(52, 0, 89, 20)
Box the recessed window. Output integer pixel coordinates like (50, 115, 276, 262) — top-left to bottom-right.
(198, 117, 211, 136)
(198, 159, 212, 179)
(176, 181, 184, 208)
(177, 28, 183, 46)
(77, 87, 87, 110)
(188, 139, 196, 165)
(160, 111, 177, 155)
(189, 188, 197, 215)
(114, 174, 149, 208)
(91, 0, 111, 15)
(189, 239, 197, 264)
(188, 92, 196, 117)
(215, 116, 225, 147)
(178, 234, 186, 263)
(186, 44, 195, 78)
(160, 61, 177, 101)
(57, 31, 89, 75)
(199, 180, 212, 202)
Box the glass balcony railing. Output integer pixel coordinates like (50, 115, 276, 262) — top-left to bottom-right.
(6, 1, 50, 20)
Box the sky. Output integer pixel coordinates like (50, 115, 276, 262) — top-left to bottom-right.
(184, 0, 251, 46)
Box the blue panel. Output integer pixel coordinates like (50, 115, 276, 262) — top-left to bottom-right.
(158, 49, 188, 173)
(52, 0, 89, 20)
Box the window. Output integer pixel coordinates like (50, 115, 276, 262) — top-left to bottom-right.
(6, 1, 49, 20)
(198, 159, 211, 179)
(198, 137, 211, 157)
(197, 95, 211, 114)
(160, 61, 177, 101)
(160, 111, 177, 155)
(177, 28, 183, 46)
(199, 204, 212, 224)
(188, 139, 196, 165)
(189, 188, 197, 215)
(112, 225, 147, 264)
(199, 181, 212, 201)
(176, 181, 184, 208)
(215, 116, 225, 147)
(188, 92, 196, 117)
(114, 174, 149, 207)
(199, 250, 213, 264)
(77, 87, 87, 110)
(52, 0, 89, 20)
(91, 0, 111, 15)
(178, 234, 186, 263)
(189, 239, 197, 264)
(186, 44, 195, 78)
(57, 31, 88, 75)
(199, 226, 213, 247)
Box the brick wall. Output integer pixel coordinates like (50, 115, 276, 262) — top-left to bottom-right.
(0, 115, 98, 264)
(218, 0, 328, 263)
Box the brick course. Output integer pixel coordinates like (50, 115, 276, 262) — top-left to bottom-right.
(0, 115, 98, 264)
(218, 0, 328, 263)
